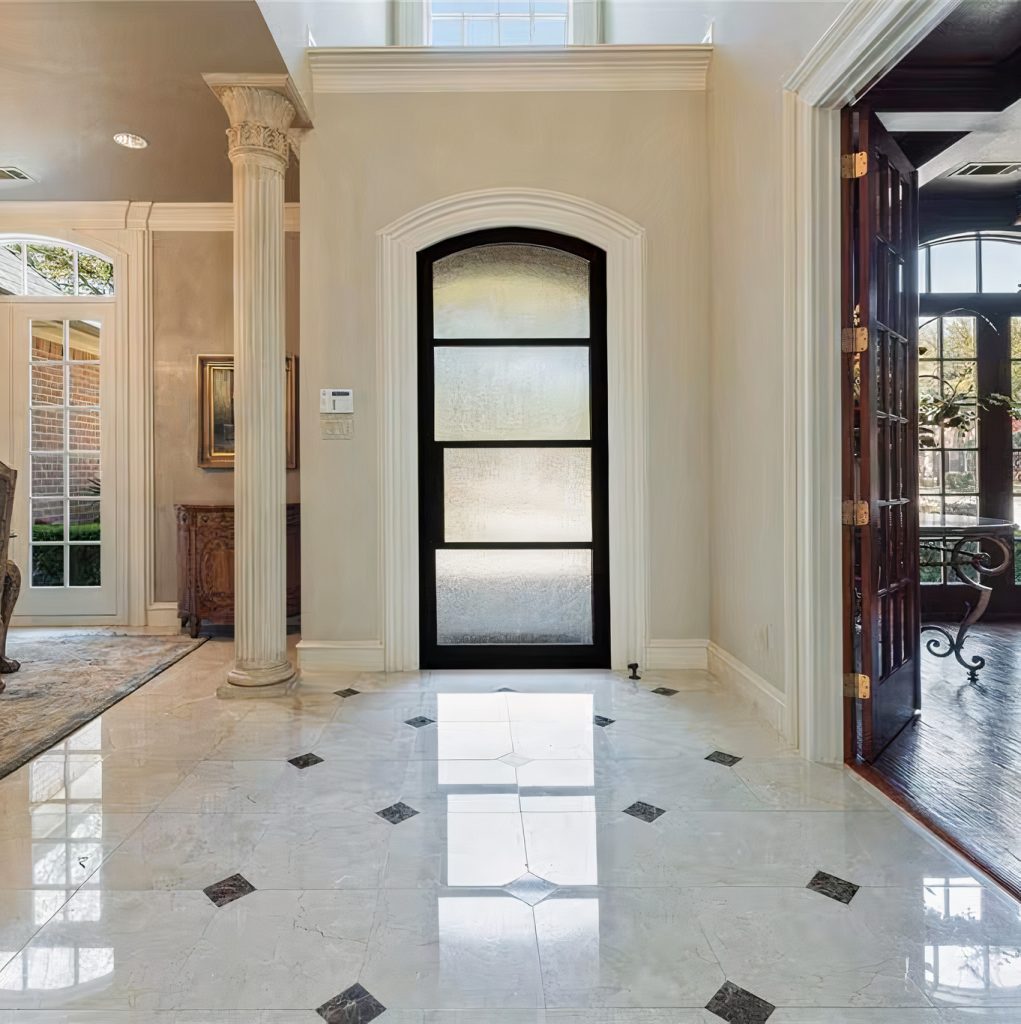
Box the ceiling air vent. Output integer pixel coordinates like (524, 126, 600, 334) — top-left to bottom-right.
(951, 162, 1021, 177)
(0, 166, 32, 182)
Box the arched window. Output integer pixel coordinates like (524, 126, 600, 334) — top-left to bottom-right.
(917, 230, 1021, 614)
(919, 231, 1021, 294)
(0, 237, 114, 297)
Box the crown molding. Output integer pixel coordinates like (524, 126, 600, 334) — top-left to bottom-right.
(785, 0, 961, 107)
(0, 201, 300, 232)
(309, 45, 712, 94)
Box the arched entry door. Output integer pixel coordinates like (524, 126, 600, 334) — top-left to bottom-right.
(417, 228, 609, 669)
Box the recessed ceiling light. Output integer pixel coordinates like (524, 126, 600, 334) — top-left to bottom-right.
(113, 132, 148, 150)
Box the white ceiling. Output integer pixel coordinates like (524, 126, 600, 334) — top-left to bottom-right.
(0, 0, 298, 202)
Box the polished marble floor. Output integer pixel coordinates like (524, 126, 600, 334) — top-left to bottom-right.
(0, 637, 1019, 1022)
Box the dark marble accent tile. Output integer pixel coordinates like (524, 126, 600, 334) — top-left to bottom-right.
(377, 800, 419, 824)
(288, 752, 324, 769)
(705, 980, 776, 1024)
(405, 716, 435, 728)
(651, 686, 678, 696)
(496, 687, 517, 692)
(504, 871, 558, 906)
(623, 800, 666, 823)
(202, 872, 256, 908)
(317, 982, 387, 1024)
(334, 688, 361, 698)
(807, 869, 860, 904)
(705, 750, 743, 767)
(593, 715, 615, 727)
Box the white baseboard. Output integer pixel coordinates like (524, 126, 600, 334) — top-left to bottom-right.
(146, 602, 183, 632)
(643, 638, 709, 671)
(296, 639, 386, 672)
(707, 641, 788, 739)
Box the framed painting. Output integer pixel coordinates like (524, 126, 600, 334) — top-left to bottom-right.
(197, 354, 298, 469)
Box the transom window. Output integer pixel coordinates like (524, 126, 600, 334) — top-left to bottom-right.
(428, 0, 571, 46)
(919, 231, 1021, 294)
(0, 238, 114, 297)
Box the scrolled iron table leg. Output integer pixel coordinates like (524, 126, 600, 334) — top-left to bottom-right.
(921, 534, 1011, 684)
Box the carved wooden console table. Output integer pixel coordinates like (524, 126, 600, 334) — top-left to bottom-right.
(176, 504, 300, 638)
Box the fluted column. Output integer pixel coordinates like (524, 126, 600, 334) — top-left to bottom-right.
(212, 85, 296, 694)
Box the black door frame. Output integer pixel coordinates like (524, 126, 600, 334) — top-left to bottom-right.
(417, 226, 610, 670)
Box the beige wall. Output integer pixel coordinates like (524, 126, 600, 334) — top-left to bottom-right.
(706, 2, 844, 694)
(300, 89, 710, 649)
(152, 230, 300, 602)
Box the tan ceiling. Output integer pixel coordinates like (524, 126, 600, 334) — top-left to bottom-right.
(0, 0, 298, 202)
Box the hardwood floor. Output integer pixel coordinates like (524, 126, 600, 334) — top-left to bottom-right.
(871, 622, 1021, 899)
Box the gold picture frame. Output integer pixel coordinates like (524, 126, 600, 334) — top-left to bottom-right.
(197, 354, 298, 470)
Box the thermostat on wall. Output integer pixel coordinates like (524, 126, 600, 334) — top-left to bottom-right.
(320, 388, 353, 414)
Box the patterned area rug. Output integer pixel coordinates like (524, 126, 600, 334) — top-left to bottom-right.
(0, 631, 206, 779)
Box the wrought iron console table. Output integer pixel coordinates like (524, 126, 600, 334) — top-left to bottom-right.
(919, 514, 1014, 683)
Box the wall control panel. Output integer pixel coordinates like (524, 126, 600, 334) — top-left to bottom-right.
(320, 388, 353, 414)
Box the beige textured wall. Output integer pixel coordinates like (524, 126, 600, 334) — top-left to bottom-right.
(706, 2, 845, 693)
(152, 230, 300, 602)
(300, 89, 710, 648)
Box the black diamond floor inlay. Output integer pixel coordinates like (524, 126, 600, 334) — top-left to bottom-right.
(334, 687, 361, 698)
(317, 982, 387, 1024)
(287, 752, 324, 769)
(807, 869, 860, 904)
(405, 716, 435, 728)
(706, 980, 776, 1024)
(623, 800, 666, 823)
(593, 715, 615, 727)
(377, 801, 419, 824)
(651, 686, 678, 696)
(705, 750, 743, 767)
(202, 872, 256, 908)
(495, 687, 517, 692)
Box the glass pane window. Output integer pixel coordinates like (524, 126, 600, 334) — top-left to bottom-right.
(436, 548, 593, 645)
(28, 319, 103, 590)
(918, 316, 980, 528)
(435, 345, 590, 440)
(434, 243, 589, 338)
(929, 238, 977, 292)
(429, 0, 570, 45)
(443, 447, 591, 542)
(0, 238, 114, 296)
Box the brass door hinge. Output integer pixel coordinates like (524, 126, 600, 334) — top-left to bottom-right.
(842, 326, 868, 353)
(844, 673, 871, 699)
(842, 500, 870, 526)
(842, 151, 867, 179)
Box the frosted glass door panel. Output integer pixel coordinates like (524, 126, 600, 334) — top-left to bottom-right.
(444, 447, 591, 542)
(433, 244, 589, 338)
(435, 346, 590, 441)
(436, 549, 593, 645)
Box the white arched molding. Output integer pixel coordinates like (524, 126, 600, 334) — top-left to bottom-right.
(378, 187, 647, 671)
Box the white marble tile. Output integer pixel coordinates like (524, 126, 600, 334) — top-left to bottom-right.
(158, 760, 289, 813)
(171, 889, 376, 1011)
(533, 887, 724, 1007)
(241, 812, 390, 889)
(0, 890, 216, 1010)
(691, 886, 935, 1008)
(93, 813, 270, 890)
(203, 720, 328, 761)
(0, 836, 121, 890)
(771, 1013, 945, 1023)
(0, 1013, 322, 1023)
(360, 889, 544, 1010)
(382, 809, 528, 889)
(0, 808, 146, 843)
(733, 757, 886, 810)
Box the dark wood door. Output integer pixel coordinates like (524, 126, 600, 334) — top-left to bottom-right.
(417, 228, 610, 670)
(842, 107, 922, 762)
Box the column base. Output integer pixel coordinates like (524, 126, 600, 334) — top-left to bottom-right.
(218, 658, 297, 699)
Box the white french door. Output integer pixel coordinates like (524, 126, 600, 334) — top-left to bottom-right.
(3, 302, 118, 618)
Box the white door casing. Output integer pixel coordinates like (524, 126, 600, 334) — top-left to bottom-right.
(377, 187, 647, 671)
